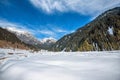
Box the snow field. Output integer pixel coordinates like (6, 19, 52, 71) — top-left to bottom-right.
(0, 48, 120, 80)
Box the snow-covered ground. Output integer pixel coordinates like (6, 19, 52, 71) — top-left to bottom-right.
(0, 48, 120, 80)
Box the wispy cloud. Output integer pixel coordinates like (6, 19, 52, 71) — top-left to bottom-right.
(30, 0, 120, 16)
(54, 28, 68, 33)
(37, 26, 69, 37)
(0, 19, 35, 34)
(38, 30, 55, 36)
(35, 24, 73, 39)
(0, 19, 74, 40)
(30, 0, 67, 13)
(0, 20, 69, 39)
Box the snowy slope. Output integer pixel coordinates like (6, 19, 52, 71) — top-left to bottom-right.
(0, 49, 120, 80)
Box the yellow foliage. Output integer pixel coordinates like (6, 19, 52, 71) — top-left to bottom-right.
(78, 40, 93, 51)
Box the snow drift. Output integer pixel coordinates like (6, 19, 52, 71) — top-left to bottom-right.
(0, 49, 120, 80)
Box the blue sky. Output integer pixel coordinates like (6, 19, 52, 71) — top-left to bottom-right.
(0, 0, 120, 40)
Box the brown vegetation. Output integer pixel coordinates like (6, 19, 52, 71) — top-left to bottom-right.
(0, 40, 29, 50)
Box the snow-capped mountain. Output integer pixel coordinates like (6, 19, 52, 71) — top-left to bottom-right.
(16, 33, 41, 45)
(40, 37, 56, 44)
(4, 27, 57, 50)
(5, 27, 41, 46)
(40, 37, 57, 50)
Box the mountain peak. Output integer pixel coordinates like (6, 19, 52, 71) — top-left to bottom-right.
(3, 26, 57, 50)
(40, 37, 57, 44)
(4, 27, 41, 46)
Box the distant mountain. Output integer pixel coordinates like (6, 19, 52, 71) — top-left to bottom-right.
(5, 27, 56, 50)
(40, 37, 56, 45)
(0, 27, 36, 50)
(5, 27, 41, 46)
(52, 7, 120, 51)
(40, 37, 56, 50)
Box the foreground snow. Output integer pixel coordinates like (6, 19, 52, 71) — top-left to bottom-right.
(0, 49, 120, 80)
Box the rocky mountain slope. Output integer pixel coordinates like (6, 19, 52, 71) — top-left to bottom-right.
(15, 33, 56, 50)
(4, 27, 56, 50)
(5, 27, 41, 46)
(52, 7, 120, 51)
(0, 27, 37, 50)
(16, 32, 41, 46)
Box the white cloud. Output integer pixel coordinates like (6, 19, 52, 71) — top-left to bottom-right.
(38, 30, 55, 36)
(30, 0, 120, 16)
(0, 20, 34, 34)
(52, 28, 68, 33)
(30, 0, 67, 13)
(0, 20, 70, 39)
(37, 24, 70, 36)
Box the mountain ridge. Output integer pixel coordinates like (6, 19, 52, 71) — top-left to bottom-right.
(3, 27, 56, 50)
(0, 27, 34, 50)
(52, 7, 120, 51)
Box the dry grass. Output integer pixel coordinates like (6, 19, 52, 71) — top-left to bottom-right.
(0, 40, 29, 50)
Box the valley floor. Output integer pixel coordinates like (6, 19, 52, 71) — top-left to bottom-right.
(0, 49, 120, 80)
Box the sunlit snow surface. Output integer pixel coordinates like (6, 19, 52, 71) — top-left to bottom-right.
(0, 49, 120, 80)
